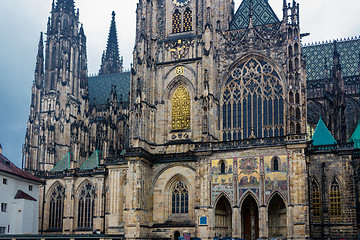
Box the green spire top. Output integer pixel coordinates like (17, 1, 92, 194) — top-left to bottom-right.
(350, 122, 360, 149)
(50, 152, 71, 172)
(311, 118, 337, 146)
(80, 150, 101, 170)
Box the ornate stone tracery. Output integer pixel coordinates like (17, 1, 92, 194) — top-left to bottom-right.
(222, 57, 285, 140)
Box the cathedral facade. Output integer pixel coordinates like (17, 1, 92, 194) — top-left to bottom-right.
(22, 0, 360, 240)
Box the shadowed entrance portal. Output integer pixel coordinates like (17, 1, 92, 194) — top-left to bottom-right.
(215, 195, 232, 238)
(241, 194, 259, 240)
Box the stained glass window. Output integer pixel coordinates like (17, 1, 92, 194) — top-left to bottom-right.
(78, 183, 96, 228)
(183, 8, 192, 32)
(222, 58, 284, 140)
(49, 183, 65, 229)
(171, 85, 191, 130)
(172, 10, 181, 33)
(312, 180, 321, 223)
(172, 181, 189, 214)
(330, 180, 342, 221)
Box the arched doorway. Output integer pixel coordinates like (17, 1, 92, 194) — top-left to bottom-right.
(215, 195, 232, 238)
(173, 231, 181, 240)
(268, 194, 287, 239)
(241, 194, 259, 240)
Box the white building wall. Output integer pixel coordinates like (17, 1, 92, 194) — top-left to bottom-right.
(0, 172, 40, 234)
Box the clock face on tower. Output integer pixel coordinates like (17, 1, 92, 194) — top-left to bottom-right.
(172, 0, 191, 7)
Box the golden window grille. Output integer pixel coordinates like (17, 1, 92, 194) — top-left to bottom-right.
(172, 10, 181, 33)
(183, 8, 192, 32)
(312, 180, 321, 223)
(330, 181, 342, 221)
(172, 85, 191, 130)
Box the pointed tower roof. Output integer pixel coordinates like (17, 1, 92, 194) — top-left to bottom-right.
(229, 0, 280, 30)
(311, 118, 337, 146)
(350, 122, 360, 149)
(50, 152, 71, 172)
(80, 151, 100, 170)
(35, 32, 44, 89)
(99, 11, 122, 75)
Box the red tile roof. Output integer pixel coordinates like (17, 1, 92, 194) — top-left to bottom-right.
(14, 190, 37, 201)
(0, 154, 44, 184)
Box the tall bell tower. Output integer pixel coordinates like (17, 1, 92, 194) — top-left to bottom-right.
(24, 0, 88, 172)
(129, 0, 234, 151)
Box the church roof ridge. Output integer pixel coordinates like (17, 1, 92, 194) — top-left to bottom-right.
(303, 35, 360, 47)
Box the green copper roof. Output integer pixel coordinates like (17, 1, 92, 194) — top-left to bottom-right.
(50, 152, 71, 172)
(88, 72, 130, 106)
(311, 118, 337, 146)
(80, 150, 101, 170)
(229, 0, 280, 30)
(350, 122, 360, 149)
(302, 38, 360, 81)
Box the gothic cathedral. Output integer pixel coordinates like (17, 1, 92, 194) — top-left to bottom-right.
(23, 0, 360, 239)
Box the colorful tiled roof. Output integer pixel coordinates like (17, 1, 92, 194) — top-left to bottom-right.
(50, 152, 71, 172)
(79, 151, 101, 170)
(311, 118, 337, 146)
(302, 38, 360, 81)
(88, 72, 130, 106)
(14, 190, 37, 201)
(229, 0, 280, 30)
(0, 154, 43, 184)
(350, 122, 360, 149)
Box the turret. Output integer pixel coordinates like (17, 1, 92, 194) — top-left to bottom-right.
(35, 32, 44, 89)
(99, 11, 123, 75)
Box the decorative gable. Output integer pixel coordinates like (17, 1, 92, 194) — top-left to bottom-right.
(229, 0, 280, 30)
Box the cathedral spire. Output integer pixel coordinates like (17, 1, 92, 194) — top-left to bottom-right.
(54, 0, 75, 14)
(99, 11, 123, 75)
(35, 32, 44, 89)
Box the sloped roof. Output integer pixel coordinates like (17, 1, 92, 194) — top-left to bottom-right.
(88, 72, 130, 106)
(302, 38, 360, 81)
(79, 151, 100, 170)
(311, 118, 337, 146)
(14, 190, 37, 201)
(350, 122, 360, 149)
(50, 152, 71, 172)
(0, 154, 43, 184)
(229, 0, 280, 30)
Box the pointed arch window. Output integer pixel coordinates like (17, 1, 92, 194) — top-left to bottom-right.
(183, 8, 192, 32)
(172, 10, 181, 33)
(222, 58, 285, 140)
(49, 184, 65, 229)
(77, 183, 96, 228)
(220, 161, 226, 174)
(172, 181, 189, 214)
(311, 180, 321, 223)
(171, 85, 191, 130)
(330, 180, 342, 221)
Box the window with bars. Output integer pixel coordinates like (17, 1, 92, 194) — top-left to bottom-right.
(330, 180, 342, 221)
(312, 180, 321, 223)
(171, 85, 191, 130)
(183, 8, 192, 32)
(222, 58, 285, 141)
(172, 181, 189, 214)
(77, 183, 96, 229)
(172, 8, 193, 34)
(49, 184, 65, 229)
(172, 10, 181, 33)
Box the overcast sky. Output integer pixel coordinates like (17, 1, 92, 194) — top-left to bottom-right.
(0, 0, 359, 168)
